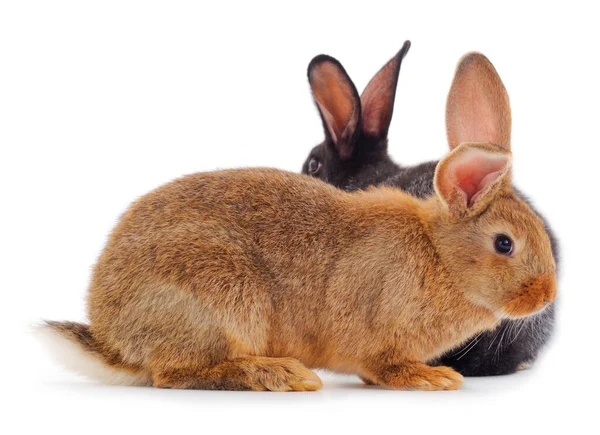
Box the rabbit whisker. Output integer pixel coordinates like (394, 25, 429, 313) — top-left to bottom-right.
(456, 333, 486, 360)
(508, 319, 528, 345)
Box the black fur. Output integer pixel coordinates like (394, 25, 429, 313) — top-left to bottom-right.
(302, 44, 557, 377)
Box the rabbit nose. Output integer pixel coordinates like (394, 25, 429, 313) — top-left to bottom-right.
(541, 274, 557, 305)
(503, 273, 557, 318)
(525, 274, 557, 306)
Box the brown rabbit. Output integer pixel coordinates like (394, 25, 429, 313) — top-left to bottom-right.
(38, 57, 557, 392)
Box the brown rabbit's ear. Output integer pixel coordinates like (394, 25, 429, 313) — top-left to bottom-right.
(308, 55, 361, 159)
(435, 143, 512, 217)
(446, 52, 512, 151)
(360, 40, 411, 140)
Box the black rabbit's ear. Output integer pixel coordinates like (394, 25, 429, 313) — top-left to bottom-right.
(308, 55, 361, 159)
(446, 52, 512, 151)
(360, 40, 411, 140)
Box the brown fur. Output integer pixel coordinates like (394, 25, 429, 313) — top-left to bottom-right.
(42, 52, 556, 391)
(45, 158, 555, 391)
(446, 52, 512, 150)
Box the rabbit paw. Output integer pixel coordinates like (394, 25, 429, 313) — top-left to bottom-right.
(252, 357, 323, 392)
(517, 361, 533, 371)
(152, 356, 322, 391)
(367, 362, 463, 391)
(358, 373, 377, 385)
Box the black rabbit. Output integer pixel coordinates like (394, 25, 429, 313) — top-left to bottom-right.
(302, 41, 558, 376)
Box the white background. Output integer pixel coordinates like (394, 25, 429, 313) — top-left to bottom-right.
(1, 1, 598, 434)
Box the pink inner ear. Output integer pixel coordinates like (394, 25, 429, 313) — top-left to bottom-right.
(466, 169, 504, 206)
(310, 62, 358, 147)
(450, 150, 509, 207)
(360, 57, 398, 137)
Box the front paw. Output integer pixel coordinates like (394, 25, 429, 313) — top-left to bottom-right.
(404, 365, 463, 391)
(367, 363, 463, 391)
(516, 361, 533, 371)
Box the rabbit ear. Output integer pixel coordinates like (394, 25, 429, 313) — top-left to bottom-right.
(435, 143, 512, 217)
(446, 52, 512, 151)
(360, 41, 411, 140)
(308, 55, 361, 159)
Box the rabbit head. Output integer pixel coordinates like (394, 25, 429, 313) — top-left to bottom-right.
(302, 41, 410, 190)
(430, 53, 556, 318)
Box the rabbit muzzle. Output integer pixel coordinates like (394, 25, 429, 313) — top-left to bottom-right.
(501, 273, 557, 318)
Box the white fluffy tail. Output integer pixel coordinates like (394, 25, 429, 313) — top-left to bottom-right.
(36, 321, 152, 386)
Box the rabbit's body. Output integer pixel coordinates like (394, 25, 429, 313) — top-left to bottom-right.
(89, 170, 484, 373)
(302, 45, 558, 376)
(43, 161, 554, 391)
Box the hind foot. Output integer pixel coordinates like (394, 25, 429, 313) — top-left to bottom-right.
(152, 356, 322, 391)
(358, 373, 377, 385)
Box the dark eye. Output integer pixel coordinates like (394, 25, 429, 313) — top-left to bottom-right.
(494, 234, 513, 255)
(308, 158, 322, 174)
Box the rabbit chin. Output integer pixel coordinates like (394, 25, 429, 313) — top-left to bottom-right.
(501, 274, 557, 319)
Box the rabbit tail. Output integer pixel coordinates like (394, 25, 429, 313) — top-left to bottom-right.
(36, 320, 151, 386)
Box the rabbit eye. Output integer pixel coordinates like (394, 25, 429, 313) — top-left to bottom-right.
(308, 158, 322, 174)
(494, 234, 513, 255)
